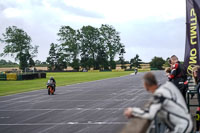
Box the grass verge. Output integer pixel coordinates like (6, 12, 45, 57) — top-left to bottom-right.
(0, 71, 134, 96)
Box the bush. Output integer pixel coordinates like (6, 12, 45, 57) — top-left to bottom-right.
(150, 57, 165, 70)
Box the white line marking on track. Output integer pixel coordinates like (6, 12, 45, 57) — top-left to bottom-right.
(0, 95, 39, 102)
(0, 99, 141, 103)
(0, 122, 127, 126)
(18, 110, 53, 123)
(0, 116, 10, 119)
(0, 108, 125, 111)
(38, 108, 93, 133)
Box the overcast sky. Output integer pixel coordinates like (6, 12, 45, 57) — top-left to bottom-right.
(0, 0, 186, 62)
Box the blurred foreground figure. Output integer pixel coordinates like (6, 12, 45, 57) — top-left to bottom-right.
(124, 72, 193, 133)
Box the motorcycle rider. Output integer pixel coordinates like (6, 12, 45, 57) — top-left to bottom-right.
(124, 72, 193, 133)
(48, 77, 56, 92)
(134, 67, 138, 75)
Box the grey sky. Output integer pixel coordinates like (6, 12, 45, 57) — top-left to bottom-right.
(0, 0, 186, 62)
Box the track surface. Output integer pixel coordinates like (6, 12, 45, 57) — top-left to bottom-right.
(0, 71, 166, 133)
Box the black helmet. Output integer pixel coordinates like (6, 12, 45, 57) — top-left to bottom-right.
(50, 77, 54, 80)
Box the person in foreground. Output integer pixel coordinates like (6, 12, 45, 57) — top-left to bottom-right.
(124, 72, 193, 133)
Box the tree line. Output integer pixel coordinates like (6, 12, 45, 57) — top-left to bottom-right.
(0, 25, 169, 71)
(0, 59, 18, 68)
(0, 25, 125, 71)
(46, 25, 125, 71)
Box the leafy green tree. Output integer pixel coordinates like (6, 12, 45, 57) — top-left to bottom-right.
(50, 24, 125, 71)
(35, 60, 42, 65)
(46, 43, 57, 70)
(70, 59, 80, 71)
(35, 60, 48, 67)
(99, 24, 124, 69)
(29, 57, 35, 67)
(110, 61, 116, 69)
(55, 50, 69, 70)
(163, 57, 171, 67)
(150, 56, 165, 70)
(0, 59, 18, 67)
(96, 44, 109, 70)
(0, 59, 7, 65)
(46, 43, 68, 71)
(41, 62, 47, 65)
(0, 26, 38, 70)
(79, 25, 101, 69)
(130, 54, 142, 68)
(57, 26, 80, 70)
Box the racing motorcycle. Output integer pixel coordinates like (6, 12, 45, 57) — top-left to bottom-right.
(46, 80, 55, 95)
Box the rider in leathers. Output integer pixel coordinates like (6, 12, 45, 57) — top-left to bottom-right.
(124, 73, 193, 133)
(168, 55, 186, 100)
(49, 77, 56, 92)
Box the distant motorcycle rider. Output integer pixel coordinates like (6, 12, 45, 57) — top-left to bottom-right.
(48, 77, 56, 92)
(134, 68, 138, 75)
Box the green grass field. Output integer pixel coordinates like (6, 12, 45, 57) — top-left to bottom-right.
(0, 71, 133, 96)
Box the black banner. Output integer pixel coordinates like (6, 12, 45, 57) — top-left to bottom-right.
(184, 0, 200, 75)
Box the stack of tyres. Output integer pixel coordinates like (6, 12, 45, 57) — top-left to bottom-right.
(21, 73, 42, 80)
(22, 74, 33, 80)
(27, 74, 34, 80)
(2, 73, 47, 80)
(0, 73, 47, 80)
(100, 69, 112, 72)
(34, 73, 39, 79)
(0, 74, 6, 80)
(38, 73, 41, 78)
(6, 73, 17, 80)
(17, 74, 22, 80)
(41, 73, 46, 78)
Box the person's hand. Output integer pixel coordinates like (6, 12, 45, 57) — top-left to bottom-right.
(124, 107, 133, 118)
(166, 73, 170, 77)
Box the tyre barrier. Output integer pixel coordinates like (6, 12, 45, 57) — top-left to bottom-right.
(125, 69, 135, 71)
(7, 73, 17, 80)
(21, 74, 37, 80)
(100, 69, 112, 72)
(40, 73, 46, 78)
(0, 73, 46, 81)
(0, 74, 6, 80)
(17, 74, 22, 80)
(21, 73, 46, 80)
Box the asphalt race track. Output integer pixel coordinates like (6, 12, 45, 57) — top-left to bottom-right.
(0, 71, 166, 133)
